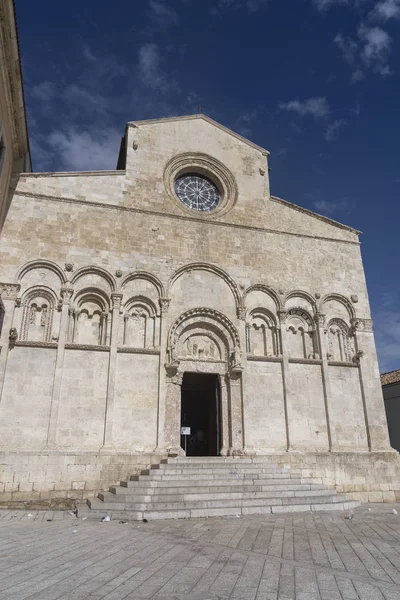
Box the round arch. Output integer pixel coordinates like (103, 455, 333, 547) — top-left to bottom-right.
(168, 307, 241, 362)
(71, 266, 116, 293)
(321, 293, 356, 320)
(243, 284, 282, 312)
(168, 263, 242, 314)
(284, 290, 317, 312)
(121, 271, 165, 298)
(17, 260, 67, 285)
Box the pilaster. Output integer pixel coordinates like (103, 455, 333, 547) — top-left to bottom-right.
(0, 283, 20, 401)
(47, 285, 73, 445)
(219, 375, 230, 455)
(278, 310, 291, 451)
(315, 312, 334, 451)
(154, 298, 170, 452)
(103, 293, 123, 448)
(164, 369, 184, 456)
(351, 318, 392, 451)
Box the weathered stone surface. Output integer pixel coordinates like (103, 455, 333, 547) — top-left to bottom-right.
(0, 114, 397, 501)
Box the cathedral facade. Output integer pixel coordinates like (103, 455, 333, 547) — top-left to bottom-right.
(0, 115, 398, 505)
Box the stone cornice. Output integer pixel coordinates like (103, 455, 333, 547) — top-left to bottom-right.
(127, 114, 270, 156)
(271, 196, 361, 236)
(328, 360, 359, 368)
(20, 170, 125, 178)
(0, 0, 30, 159)
(247, 355, 283, 363)
(288, 358, 323, 365)
(14, 341, 57, 349)
(65, 344, 110, 352)
(13, 191, 361, 246)
(117, 347, 160, 355)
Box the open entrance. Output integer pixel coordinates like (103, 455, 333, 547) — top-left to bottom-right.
(180, 372, 220, 456)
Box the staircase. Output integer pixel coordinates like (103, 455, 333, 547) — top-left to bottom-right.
(79, 457, 359, 521)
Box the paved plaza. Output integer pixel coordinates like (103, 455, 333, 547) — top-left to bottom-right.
(1, 505, 400, 599)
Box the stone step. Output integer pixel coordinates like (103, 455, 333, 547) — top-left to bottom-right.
(85, 497, 359, 519)
(147, 467, 293, 476)
(124, 477, 324, 488)
(103, 488, 336, 502)
(83, 456, 358, 521)
(134, 472, 318, 482)
(92, 493, 344, 512)
(166, 457, 287, 464)
(153, 462, 285, 470)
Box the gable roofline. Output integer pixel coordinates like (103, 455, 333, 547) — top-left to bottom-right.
(271, 195, 362, 236)
(126, 114, 270, 156)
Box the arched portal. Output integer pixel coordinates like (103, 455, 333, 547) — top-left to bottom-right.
(163, 308, 244, 457)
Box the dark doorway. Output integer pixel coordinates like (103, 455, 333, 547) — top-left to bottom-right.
(181, 373, 220, 456)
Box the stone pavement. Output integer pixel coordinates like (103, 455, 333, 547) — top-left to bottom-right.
(1, 505, 400, 599)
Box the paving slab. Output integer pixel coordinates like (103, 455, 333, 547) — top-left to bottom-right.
(1, 504, 400, 599)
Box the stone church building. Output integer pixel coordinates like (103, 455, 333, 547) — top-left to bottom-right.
(0, 112, 399, 506)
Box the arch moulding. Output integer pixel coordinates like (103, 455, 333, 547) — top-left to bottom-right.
(167, 263, 242, 316)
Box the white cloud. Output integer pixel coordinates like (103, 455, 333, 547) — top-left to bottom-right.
(358, 24, 393, 74)
(351, 68, 366, 81)
(30, 81, 57, 103)
(278, 97, 330, 119)
(325, 118, 348, 141)
(148, 1, 179, 27)
(46, 128, 121, 172)
(334, 33, 358, 64)
(312, 0, 348, 11)
(313, 198, 352, 215)
(211, 0, 271, 14)
(138, 43, 178, 93)
(246, 0, 271, 12)
(370, 0, 400, 21)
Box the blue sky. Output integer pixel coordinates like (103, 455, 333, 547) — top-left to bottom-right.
(16, 0, 400, 372)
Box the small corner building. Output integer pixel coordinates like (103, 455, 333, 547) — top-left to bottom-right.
(1, 2, 400, 508)
(381, 370, 400, 453)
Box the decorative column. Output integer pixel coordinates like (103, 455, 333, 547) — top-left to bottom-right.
(0, 283, 20, 402)
(164, 367, 184, 456)
(314, 313, 334, 451)
(227, 370, 245, 455)
(102, 293, 123, 448)
(351, 318, 392, 452)
(47, 285, 73, 445)
(219, 374, 230, 456)
(278, 310, 291, 451)
(236, 306, 249, 455)
(154, 298, 170, 453)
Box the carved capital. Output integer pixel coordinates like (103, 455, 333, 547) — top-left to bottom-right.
(9, 327, 18, 342)
(165, 362, 182, 383)
(0, 283, 20, 301)
(278, 310, 288, 324)
(237, 305, 246, 320)
(59, 286, 74, 308)
(350, 318, 373, 334)
(111, 293, 123, 310)
(159, 298, 171, 314)
(352, 349, 364, 365)
(314, 312, 326, 327)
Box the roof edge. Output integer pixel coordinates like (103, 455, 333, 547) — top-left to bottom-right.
(271, 195, 361, 236)
(126, 114, 270, 156)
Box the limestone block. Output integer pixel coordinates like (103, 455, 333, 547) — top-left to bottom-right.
(383, 491, 396, 502)
(368, 492, 383, 502)
(71, 481, 86, 490)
